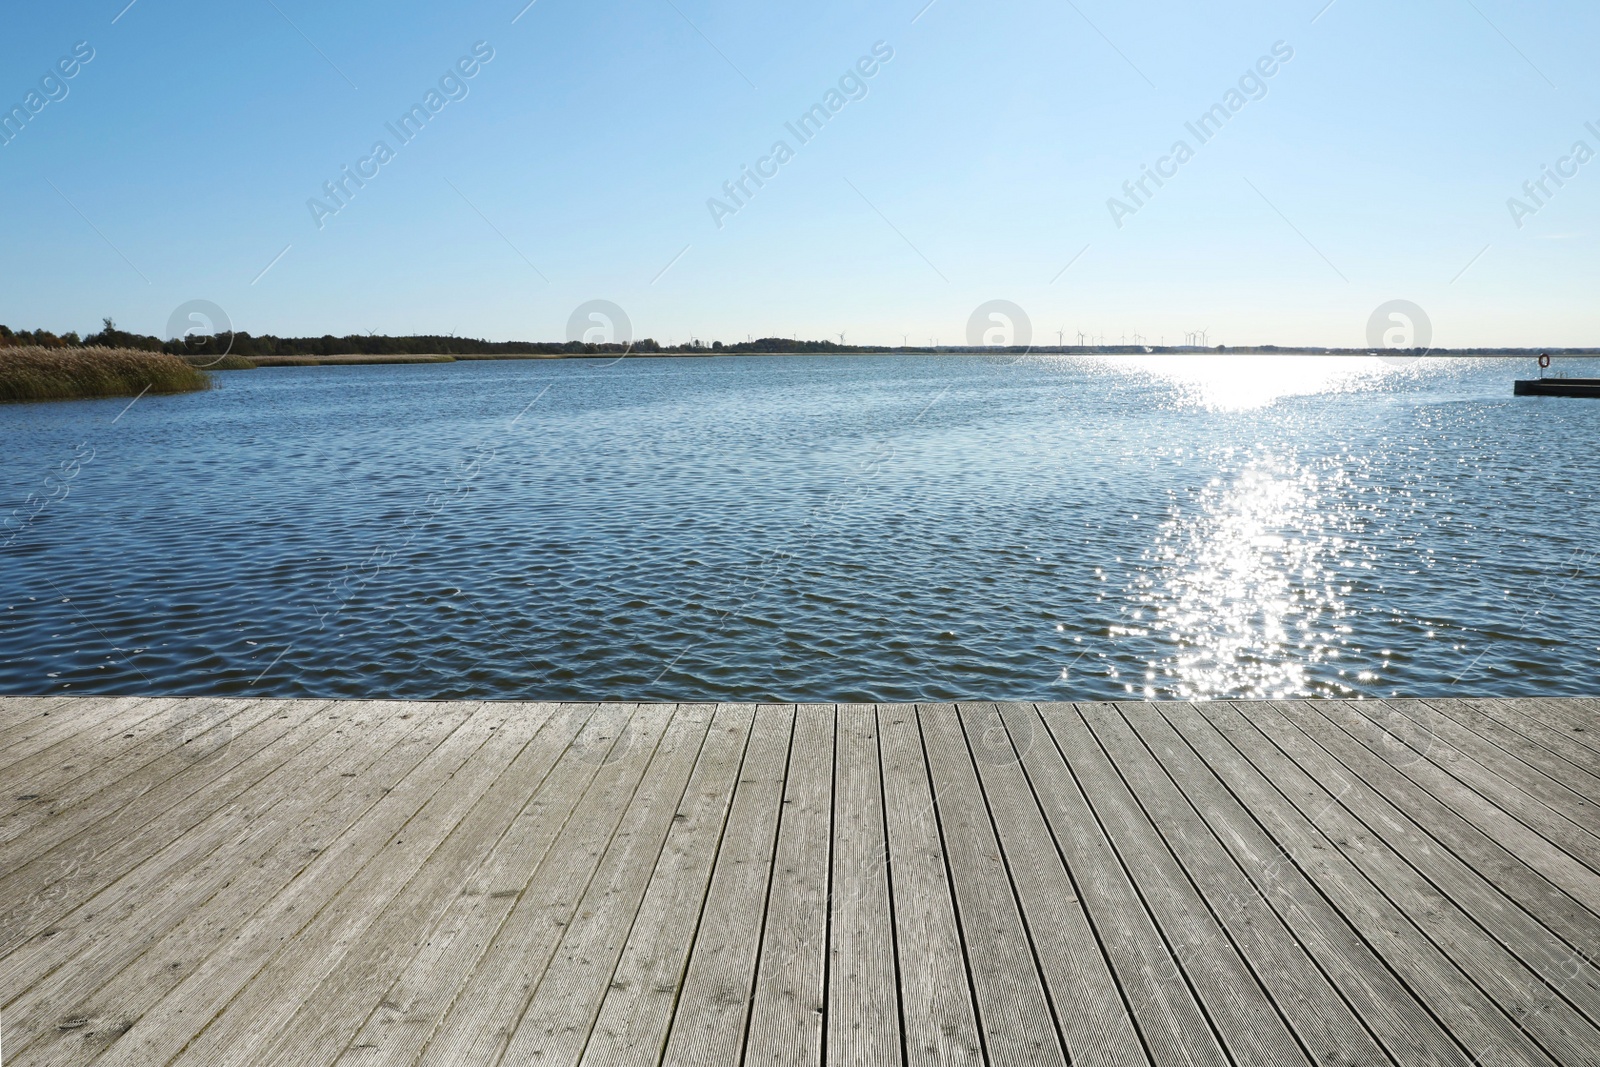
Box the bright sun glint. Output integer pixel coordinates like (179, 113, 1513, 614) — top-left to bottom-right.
(1113, 355, 1398, 411)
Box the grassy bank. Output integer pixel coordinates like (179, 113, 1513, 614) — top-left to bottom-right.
(0, 346, 212, 402)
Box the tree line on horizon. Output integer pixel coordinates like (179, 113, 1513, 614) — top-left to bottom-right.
(3, 321, 1593, 357)
(0, 320, 890, 357)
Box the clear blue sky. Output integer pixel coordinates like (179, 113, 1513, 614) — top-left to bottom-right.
(1, 0, 1596, 347)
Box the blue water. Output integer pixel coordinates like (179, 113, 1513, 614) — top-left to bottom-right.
(2, 354, 1597, 702)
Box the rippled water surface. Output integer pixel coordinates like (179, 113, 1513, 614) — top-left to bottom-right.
(3, 354, 1598, 702)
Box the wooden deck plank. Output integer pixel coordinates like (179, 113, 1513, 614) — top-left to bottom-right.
(579, 704, 756, 1066)
(0, 695, 133, 761)
(1060, 704, 1311, 1066)
(2, 697, 1598, 1067)
(235, 701, 580, 1067)
(198, 704, 564, 1067)
(1375, 698, 1600, 846)
(874, 704, 982, 1067)
(920, 703, 1067, 1066)
(412, 705, 680, 1066)
(0, 693, 127, 744)
(660, 705, 795, 1067)
(823, 704, 902, 1067)
(1337, 697, 1600, 883)
(0, 695, 85, 734)
(1094, 704, 1391, 1066)
(0, 699, 340, 956)
(0, 697, 296, 874)
(1304, 699, 1600, 913)
(1421, 698, 1600, 803)
(1187, 701, 1566, 1066)
(1129, 703, 1475, 1067)
(0, 697, 174, 780)
(0, 698, 264, 854)
(338, 704, 638, 1065)
(484, 703, 721, 1066)
(1520, 700, 1600, 759)
(1027, 703, 1228, 1067)
(82, 703, 503, 1067)
(2, 699, 433, 1062)
(1485, 699, 1600, 780)
(743, 703, 834, 1067)
(966, 704, 1148, 1067)
(1461, 700, 1600, 772)
(1239, 701, 1600, 1036)
(1271, 699, 1600, 954)
(0, 697, 251, 809)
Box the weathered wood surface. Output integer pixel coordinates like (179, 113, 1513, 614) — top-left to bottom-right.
(2, 696, 1598, 1066)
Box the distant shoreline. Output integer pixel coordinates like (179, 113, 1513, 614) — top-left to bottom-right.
(239, 347, 1600, 367)
(9, 323, 1596, 367)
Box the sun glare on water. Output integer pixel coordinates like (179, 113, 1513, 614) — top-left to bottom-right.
(1122, 453, 1372, 700)
(1066, 356, 1402, 699)
(1114, 354, 1396, 411)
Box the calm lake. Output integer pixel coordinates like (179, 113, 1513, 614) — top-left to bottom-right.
(2, 354, 1597, 703)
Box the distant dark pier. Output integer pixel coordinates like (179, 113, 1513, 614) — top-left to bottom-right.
(1515, 377, 1600, 397)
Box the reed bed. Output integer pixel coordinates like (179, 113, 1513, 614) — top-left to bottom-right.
(0, 346, 212, 402)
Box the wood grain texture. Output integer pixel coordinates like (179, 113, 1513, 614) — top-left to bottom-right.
(661, 705, 795, 1067)
(1381, 698, 1600, 843)
(1301, 699, 1600, 916)
(1132, 702, 1475, 1067)
(339, 703, 639, 1065)
(497, 703, 720, 1066)
(0, 697, 173, 780)
(1271, 699, 1600, 956)
(1497, 698, 1600, 778)
(0, 696, 85, 736)
(414, 703, 673, 1067)
(1187, 701, 1564, 1067)
(579, 704, 756, 1067)
(920, 702, 1066, 1066)
(78, 703, 497, 1067)
(0, 699, 263, 846)
(3, 697, 1598, 1067)
(823, 704, 901, 1067)
(1096, 703, 1388, 1067)
(743, 703, 834, 1067)
(0, 699, 341, 958)
(973, 703, 1148, 1067)
(1520, 699, 1600, 760)
(227, 703, 571, 1067)
(1423, 698, 1600, 804)
(1064, 704, 1310, 1067)
(1340, 700, 1600, 876)
(0, 699, 425, 1061)
(874, 703, 982, 1067)
(1030, 702, 1229, 1067)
